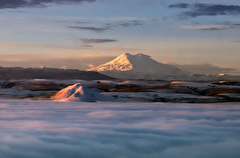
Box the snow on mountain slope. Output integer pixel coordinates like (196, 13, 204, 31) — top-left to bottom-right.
(51, 83, 110, 102)
(87, 53, 190, 80)
(93, 53, 133, 71)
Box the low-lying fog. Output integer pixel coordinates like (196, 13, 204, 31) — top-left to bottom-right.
(0, 100, 239, 158)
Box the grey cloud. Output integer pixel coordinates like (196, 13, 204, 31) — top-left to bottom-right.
(68, 20, 143, 33)
(169, 3, 191, 9)
(197, 26, 231, 31)
(68, 26, 110, 33)
(169, 3, 240, 18)
(0, 0, 95, 9)
(199, 27, 228, 31)
(75, 21, 91, 24)
(180, 21, 240, 31)
(204, 22, 240, 31)
(0, 0, 26, 9)
(54, 20, 91, 24)
(81, 38, 118, 44)
(200, 25, 240, 31)
(220, 21, 240, 27)
(107, 20, 143, 28)
(118, 21, 143, 27)
(179, 25, 230, 31)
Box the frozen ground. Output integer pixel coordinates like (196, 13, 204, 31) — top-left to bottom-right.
(1, 79, 240, 103)
(0, 100, 240, 158)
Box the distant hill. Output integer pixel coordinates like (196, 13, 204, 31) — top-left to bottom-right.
(87, 53, 190, 80)
(0, 67, 114, 80)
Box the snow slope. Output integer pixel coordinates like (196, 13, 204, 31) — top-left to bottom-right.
(51, 83, 110, 102)
(87, 53, 190, 80)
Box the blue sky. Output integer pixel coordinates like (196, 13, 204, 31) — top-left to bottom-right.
(0, 0, 240, 74)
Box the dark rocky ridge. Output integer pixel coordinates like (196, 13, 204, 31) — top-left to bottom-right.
(0, 67, 114, 80)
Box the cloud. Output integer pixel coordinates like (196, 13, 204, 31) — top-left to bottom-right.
(0, 100, 240, 158)
(81, 44, 94, 48)
(117, 21, 143, 27)
(75, 21, 91, 24)
(169, 3, 191, 9)
(164, 62, 236, 74)
(179, 25, 230, 31)
(68, 20, 143, 33)
(179, 21, 240, 31)
(81, 38, 118, 44)
(0, 0, 95, 9)
(68, 26, 110, 33)
(169, 3, 240, 18)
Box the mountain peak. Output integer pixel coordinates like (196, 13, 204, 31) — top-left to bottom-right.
(121, 53, 151, 58)
(87, 53, 190, 80)
(88, 53, 134, 72)
(134, 53, 151, 57)
(122, 53, 131, 56)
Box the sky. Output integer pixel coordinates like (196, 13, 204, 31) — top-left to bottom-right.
(0, 0, 240, 74)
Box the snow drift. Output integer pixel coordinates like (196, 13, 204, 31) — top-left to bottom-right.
(51, 83, 109, 102)
(87, 53, 190, 80)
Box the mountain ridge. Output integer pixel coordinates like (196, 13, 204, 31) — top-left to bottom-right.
(0, 66, 114, 80)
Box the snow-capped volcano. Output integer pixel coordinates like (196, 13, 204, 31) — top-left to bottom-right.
(51, 83, 110, 102)
(87, 53, 190, 80)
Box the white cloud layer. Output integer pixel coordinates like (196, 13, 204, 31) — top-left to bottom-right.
(0, 100, 240, 158)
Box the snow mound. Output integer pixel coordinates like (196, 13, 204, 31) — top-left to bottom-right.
(87, 53, 190, 80)
(51, 83, 109, 102)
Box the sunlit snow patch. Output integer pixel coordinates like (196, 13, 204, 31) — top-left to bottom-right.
(51, 83, 110, 102)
